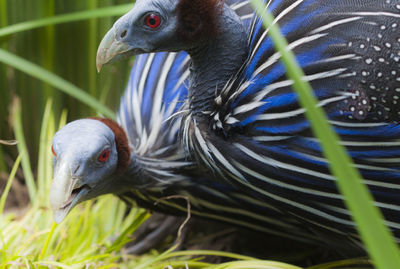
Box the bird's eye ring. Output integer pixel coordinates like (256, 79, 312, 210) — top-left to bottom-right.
(51, 145, 57, 157)
(145, 13, 161, 29)
(98, 149, 110, 163)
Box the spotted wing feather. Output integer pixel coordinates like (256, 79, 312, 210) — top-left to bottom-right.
(192, 0, 400, 239)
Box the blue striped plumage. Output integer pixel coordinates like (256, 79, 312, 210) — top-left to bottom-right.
(119, 52, 188, 148)
(188, 0, 400, 241)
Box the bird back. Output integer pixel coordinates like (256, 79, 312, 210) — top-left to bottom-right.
(189, 0, 400, 241)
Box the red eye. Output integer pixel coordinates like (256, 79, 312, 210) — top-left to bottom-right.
(145, 13, 161, 29)
(51, 146, 57, 157)
(98, 149, 110, 163)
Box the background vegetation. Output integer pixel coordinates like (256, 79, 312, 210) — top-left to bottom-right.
(0, 0, 132, 174)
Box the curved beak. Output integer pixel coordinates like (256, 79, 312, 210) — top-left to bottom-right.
(96, 26, 133, 72)
(50, 161, 90, 223)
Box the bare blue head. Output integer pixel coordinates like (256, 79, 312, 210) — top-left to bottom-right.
(96, 0, 248, 112)
(97, 0, 180, 70)
(96, 0, 246, 67)
(50, 118, 130, 223)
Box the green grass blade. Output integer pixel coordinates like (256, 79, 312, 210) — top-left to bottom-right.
(165, 250, 257, 261)
(37, 99, 53, 200)
(88, 0, 99, 100)
(38, 222, 57, 260)
(249, 0, 400, 268)
(44, 109, 56, 197)
(0, 0, 8, 174)
(33, 261, 73, 269)
(0, 154, 22, 215)
(12, 97, 37, 202)
(0, 48, 114, 118)
(307, 257, 371, 269)
(106, 210, 148, 253)
(39, 0, 56, 108)
(0, 4, 133, 38)
(58, 110, 69, 130)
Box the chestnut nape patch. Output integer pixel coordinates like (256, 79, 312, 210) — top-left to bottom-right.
(90, 117, 130, 174)
(177, 0, 222, 42)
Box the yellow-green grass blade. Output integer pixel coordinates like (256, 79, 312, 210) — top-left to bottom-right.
(38, 222, 57, 260)
(45, 109, 56, 197)
(11, 97, 36, 202)
(0, 154, 22, 216)
(0, 0, 8, 174)
(88, 0, 99, 100)
(0, 48, 114, 118)
(58, 109, 68, 130)
(206, 260, 303, 269)
(39, 0, 56, 106)
(106, 209, 149, 253)
(307, 257, 371, 269)
(0, 4, 133, 38)
(133, 246, 305, 269)
(249, 0, 400, 268)
(166, 250, 257, 261)
(37, 99, 53, 201)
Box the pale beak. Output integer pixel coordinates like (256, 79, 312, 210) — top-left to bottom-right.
(50, 161, 90, 223)
(96, 26, 133, 72)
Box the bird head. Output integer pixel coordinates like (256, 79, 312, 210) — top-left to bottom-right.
(50, 118, 130, 223)
(96, 0, 222, 71)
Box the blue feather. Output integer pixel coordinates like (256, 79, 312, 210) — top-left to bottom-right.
(141, 52, 167, 119)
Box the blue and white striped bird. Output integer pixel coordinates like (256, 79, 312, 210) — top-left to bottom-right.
(51, 0, 329, 250)
(96, 0, 400, 247)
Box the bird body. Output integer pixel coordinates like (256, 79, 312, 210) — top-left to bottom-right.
(51, 51, 318, 244)
(96, 0, 400, 245)
(115, 51, 320, 244)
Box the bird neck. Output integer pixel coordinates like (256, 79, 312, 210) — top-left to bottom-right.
(117, 150, 191, 194)
(114, 152, 143, 189)
(186, 5, 248, 115)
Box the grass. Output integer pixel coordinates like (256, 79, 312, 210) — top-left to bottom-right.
(1, 99, 373, 268)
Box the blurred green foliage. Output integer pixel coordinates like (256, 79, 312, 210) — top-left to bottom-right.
(0, 0, 133, 173)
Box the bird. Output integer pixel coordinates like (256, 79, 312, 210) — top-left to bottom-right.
(50, 50, 321, 248)
(96, 0, 400, 247)
(50, 0, 325, 251)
